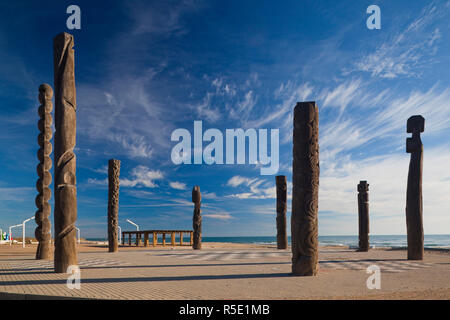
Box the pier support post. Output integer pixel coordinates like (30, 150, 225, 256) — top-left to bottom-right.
(144, 232, 148, 247)
(291, 101, 319, 276)
(406, 115, 425, 260)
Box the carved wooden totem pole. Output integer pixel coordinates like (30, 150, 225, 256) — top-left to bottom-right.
(276, 175, 288, 249)
(291, 101, 320, 276)
(357, 181, 370, 252)
(108, 159, 121, 252)
(35, 84, 53, 260)
(406, 115, 425, 260)
(192, 186, 202, 250)
(53, 32, 78, 272)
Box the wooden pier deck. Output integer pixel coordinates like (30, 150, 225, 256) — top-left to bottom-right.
(122, 230, 193, 247)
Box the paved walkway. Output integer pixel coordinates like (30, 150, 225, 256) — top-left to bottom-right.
(0, 246, 449, 299)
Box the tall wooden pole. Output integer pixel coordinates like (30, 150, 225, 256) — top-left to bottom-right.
(35, 84, 53, 260)
(108, 159, 121, 252)
(276, 175, 287, 249)
(192, 186, 202, 250)
(357, 181, 369, 252)
(291, 101, 320, 276)
(53, 32, 78, 273)
(406, 115, 424, 260)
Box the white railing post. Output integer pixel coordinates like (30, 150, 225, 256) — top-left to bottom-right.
(75, 227, 80, 244)
(126, 219, 139, 231)
(22, 216, 35, 248)
(9, 224, 22, 246)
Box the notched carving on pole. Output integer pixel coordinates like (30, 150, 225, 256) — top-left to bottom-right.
(35, 84, 53, 260)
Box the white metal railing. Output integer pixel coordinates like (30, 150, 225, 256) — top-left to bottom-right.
(8, 224, 22, 246)
(22, 216, 35, 248)
(126, 219, 139, 231)
(75, 227, 80, 244)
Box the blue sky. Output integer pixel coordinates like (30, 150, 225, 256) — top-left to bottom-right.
(0, 0, 449, 238)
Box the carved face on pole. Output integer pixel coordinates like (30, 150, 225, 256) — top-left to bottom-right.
(406, 115, 424, 153)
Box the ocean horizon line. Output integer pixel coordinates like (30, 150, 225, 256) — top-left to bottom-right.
(85, 234, 450, 249)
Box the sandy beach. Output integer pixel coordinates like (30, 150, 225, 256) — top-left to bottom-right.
(0, 241, 448, 300)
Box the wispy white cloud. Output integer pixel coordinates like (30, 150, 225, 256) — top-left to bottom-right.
(124, 190, 154, 199)
(194, 73, 262, 124)
(87, 178, 108, 186)
(92, 165, 108, 175)
(202, 191, 218, 199)
(203, 213, 234, 220)
(240, 91, 256, 112)
(192, 92, 221, 122)
(121, 166, 163, 188)
(226, 175, 283, 199)
(89, 166, 164, 188)
(0, 187, 34, 202)
(120, 198, 192, 208)
(350, 2, 446, 79)
(227, 175, 251, 187)
(248, 82, 313, 128)
(320, 85, 450, 163)
(319, 145, 450, 235)
(319, 79, 361, 113)
(211, 77, 236, 96)
(77, 69, 173, 161)
(112, 134, 154, 158)
(127, 0, 202, 37)
(169, 181, 187, 190)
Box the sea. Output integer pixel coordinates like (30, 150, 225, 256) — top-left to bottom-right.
(87, 234, 450, 249)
